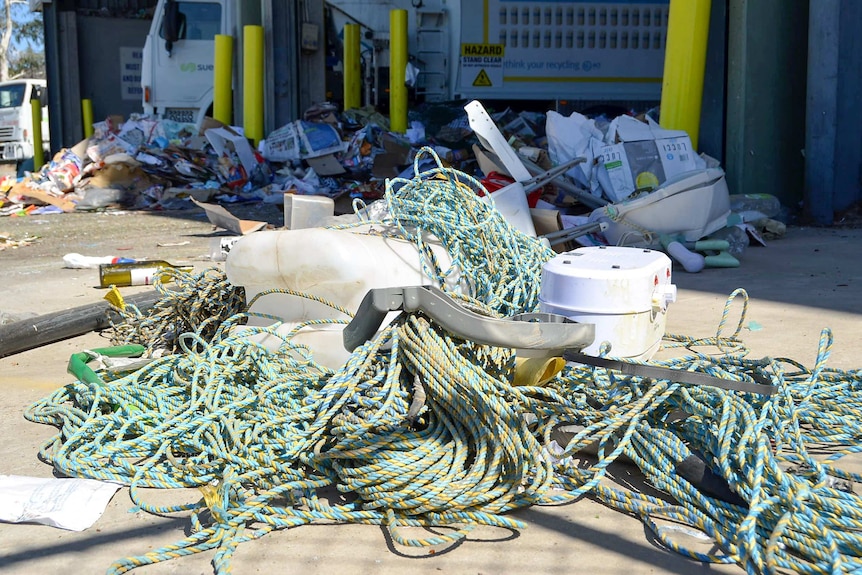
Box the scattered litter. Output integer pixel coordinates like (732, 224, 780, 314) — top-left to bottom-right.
(0, 232, 39, 250)
(0, 98, 790, 274)
(657, 524, 713, 541)
(753, 218, 786, 240)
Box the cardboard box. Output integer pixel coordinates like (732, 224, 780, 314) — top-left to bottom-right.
(372, 133, 413, 179)
(599, 136, 699, 202)
(530, 208, 573, 253)
(9, 182, 77, 212)
(306, 154, 345, 176)
(597, 115, 703, 203)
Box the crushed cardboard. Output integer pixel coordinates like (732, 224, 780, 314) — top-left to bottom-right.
(9, 183, 77, 212)
(192, 198, 268, 235)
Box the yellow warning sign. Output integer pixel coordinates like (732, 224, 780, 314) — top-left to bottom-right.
(472, 69, 493, 87)
(459, 43, 503, 91)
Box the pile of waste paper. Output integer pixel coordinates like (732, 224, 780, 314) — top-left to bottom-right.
(0, 99, 787, 270)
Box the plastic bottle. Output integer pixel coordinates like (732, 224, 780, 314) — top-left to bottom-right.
(98, 260, 194, 288)
(728, 193, 781, 222)
(63, 253, 136, 269)
(707, 226, 749, 258)
(666, 241, 705, 273)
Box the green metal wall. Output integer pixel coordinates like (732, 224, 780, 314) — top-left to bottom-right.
(725, 0, 809, 215)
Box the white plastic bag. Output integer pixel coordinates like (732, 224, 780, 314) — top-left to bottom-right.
(0, 475, 121, 531)
(545, 110, 603, 192)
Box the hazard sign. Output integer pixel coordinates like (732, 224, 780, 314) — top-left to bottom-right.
(473, 69, 493, 87)
(459, 42, 503, 90)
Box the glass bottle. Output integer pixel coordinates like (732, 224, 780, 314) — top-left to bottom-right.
(98, 260, 194, 288)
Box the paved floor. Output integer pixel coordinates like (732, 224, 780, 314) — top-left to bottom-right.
(1, 209, 860, 574)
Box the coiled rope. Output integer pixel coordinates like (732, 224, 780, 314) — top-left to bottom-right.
(25, 152, 862, 575)
(334, 146, 553, 316)
(108, 266, 248, 355)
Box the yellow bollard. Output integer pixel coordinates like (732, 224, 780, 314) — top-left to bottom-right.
(343, 24, 361, 111)
(31, 97, 43, 171)
(659, 0, 711, 150)
(214, 34, 234, 125)
(243, 25, 265, 146)
(389, 9, 408, 133)
(81, 98, 94, 139)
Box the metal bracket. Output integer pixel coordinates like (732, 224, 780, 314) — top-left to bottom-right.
(564, 350, 775, 395)
(343, 285, 776, 396)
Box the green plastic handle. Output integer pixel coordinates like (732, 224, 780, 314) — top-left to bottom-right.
(692, 239, 730, 253)
(67, 344, 146, 386)
(704, 252, 740, 268)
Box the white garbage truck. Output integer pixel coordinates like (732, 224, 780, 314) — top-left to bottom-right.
(140, 0, 226, 125)
(141, 0, 669, 126)
(0, 79, 50, 170)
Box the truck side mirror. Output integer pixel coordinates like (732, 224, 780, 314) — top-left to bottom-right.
(163, 0, 182, 55)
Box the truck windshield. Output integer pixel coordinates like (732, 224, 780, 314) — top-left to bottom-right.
(160, 2, 222, 41)
(0, 84, 26, 108)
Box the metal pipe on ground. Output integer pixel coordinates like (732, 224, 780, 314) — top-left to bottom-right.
(0, 290, 162, 359)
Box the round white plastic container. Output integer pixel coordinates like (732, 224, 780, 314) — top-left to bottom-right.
(225, 227, 459, 368)
(539, 246, 676, 360)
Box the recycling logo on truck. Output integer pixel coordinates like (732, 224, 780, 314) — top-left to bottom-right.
(179, 62, 214, 72)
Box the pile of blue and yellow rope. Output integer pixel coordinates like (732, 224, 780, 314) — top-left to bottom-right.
(26, 149, 862, 574)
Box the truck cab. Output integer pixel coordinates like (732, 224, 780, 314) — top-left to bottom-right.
(0, 79, 49, 166)
(141, 0, 230, 126)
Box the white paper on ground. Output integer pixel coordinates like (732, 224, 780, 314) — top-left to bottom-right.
(0, 474, 122, 531)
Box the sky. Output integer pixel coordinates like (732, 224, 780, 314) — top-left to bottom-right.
(11, 3, 44, 52)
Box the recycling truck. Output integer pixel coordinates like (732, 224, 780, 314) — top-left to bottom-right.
(0, 79, 50, 170)
(141, 0, 670, 126)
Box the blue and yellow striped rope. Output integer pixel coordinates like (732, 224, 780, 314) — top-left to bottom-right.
(24, 153, 862, 575)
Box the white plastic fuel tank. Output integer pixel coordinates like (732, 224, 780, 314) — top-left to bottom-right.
(225, 226, 458, 368)
(539, 246, 676, 360)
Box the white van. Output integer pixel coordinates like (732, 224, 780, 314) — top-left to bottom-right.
(0, 79, 50, 165)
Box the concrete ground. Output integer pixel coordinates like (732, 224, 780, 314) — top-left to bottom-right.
(0, 206, 860, 574)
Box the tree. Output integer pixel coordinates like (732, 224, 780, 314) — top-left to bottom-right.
(0, 0, 44, 81)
